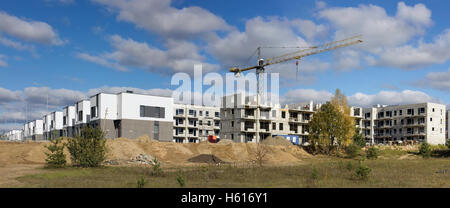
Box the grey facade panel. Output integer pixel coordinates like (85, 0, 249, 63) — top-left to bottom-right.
(90, 119, 172, 141)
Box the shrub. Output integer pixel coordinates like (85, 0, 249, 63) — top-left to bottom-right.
(311, 166, 319, 180)
(354, 161, 371, 180)
(67, 126, 107, 167)
(446, 140, 450, 149)
(44, 138, 66, 168)
(366, 146, 379, 160)
(346, 143, 361, 158)
(151, 158, 163, 176)
(419, 142, 431, 159)
(346, 161, 355, 171)
(353, 129, 366, 148)
(136, 176, 146, 188)
(176, 170, 186, 187)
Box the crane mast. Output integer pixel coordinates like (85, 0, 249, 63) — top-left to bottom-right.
(230, 35, 363, 143)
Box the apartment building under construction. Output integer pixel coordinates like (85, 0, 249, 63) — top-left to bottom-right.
(173, 104, 220, 143)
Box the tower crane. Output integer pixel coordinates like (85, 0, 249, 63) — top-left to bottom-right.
(229, 35, 363, 143)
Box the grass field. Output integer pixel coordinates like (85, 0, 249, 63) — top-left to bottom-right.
(16, 155, 450, 188)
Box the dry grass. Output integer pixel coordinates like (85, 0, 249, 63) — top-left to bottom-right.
(16, 156, 450, 188)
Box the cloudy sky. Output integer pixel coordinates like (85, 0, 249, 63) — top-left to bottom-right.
(1, 0, 450, 132)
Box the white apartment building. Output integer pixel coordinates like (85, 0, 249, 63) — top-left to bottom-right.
(173, 104, 220, 143)
(43, 114, 51, 140)
(6, 130, 23, 141)
(63, 106, 76, 137)
(49, 111, 63, 139)
(220, 93, 363, 144)
(362, 103, 446, 145)
(23, 122, 30, 140)
(31, 120, 44, 141)
(74, 100, 91, 136)
(89, 91, 174, 141)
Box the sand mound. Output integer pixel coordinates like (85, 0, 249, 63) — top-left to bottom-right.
(0, 137, 311, 167)
(188, 154, 225, 164)
(262, 136, 293, 146)
(218, 139, 233, 144)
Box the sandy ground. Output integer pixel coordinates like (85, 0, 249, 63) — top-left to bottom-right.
(0, 137, 311, 186)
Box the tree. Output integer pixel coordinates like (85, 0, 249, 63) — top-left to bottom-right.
(353, 128, 366, 148)
(308, 89, 355, 154)
(44, 138, 67, 168)
(419, 142, 431, 159)
(67, 126, 107, 167)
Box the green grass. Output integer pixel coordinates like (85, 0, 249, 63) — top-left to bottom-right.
(17, 156, 450, 188)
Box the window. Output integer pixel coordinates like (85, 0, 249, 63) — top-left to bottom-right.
(215, 112, 220, 117)
(63, 116, 67, 126)
(365, 112, 371, 119)
(419, 108, 425, 114)
(430, 117, 432, 122)
(140, 106, 165, 118)
(231, 109, 234, 115)
(188, 109, 196, 117)
(432, 108, 435, 112)
(154, 122, 159, 140)
(215, 121, 220, 126)
(199, 111, 203, 116)
(394, 111, 397, 116)
(78, 111, 83, 122)
(272, 122, 276, 130)
(91, 106, 97, 118)
(206, 111, 209, 117)
(282, 111, 286, 118)
(407, 109, 413, 115)
(176, 109, 184, 115)
(399, 110, 403, 115)
(231, 121, 234, 127)
(432, 127, 435, 131)
(207, 121, 211, 126)
(280, 123, 284, 131)
(199, 120, 202, 125)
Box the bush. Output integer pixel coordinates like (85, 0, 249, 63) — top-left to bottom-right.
(354, 161, 371, 180)
(346, 143, 361, 158)
(419, 142, 431, 159)
(311, 166, 319, 180)
(136, 176, 146, 188)
(446, 140, 450, 149)
(67, 126, 107, 167)
(176, 170, 186, 187)
(366, 146, 379, 160)
(151, 158, 163, 176)
(44, 138, 66, 168)
(353, 129, 366, 148)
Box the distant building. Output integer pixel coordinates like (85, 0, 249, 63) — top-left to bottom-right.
(173, 104, 220, 143)
(362, 103, 446, 145)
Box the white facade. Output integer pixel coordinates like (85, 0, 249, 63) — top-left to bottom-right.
(6, 130, 23, 141)
(32, 120, 43, 135)
(50, 111, 63, 131)
(75, 100, 91, 125)
(43, 114, 51, 134)
(118, 92, 173, 121)
(362, 102, 446, 145)
(173, 104, 220, 143)
(23, 123, 30, 139)
(90, 93, 118, 121)
(63, 106, 76, 127)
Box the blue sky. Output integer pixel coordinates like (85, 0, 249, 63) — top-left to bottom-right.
(1, 0, 450, 131)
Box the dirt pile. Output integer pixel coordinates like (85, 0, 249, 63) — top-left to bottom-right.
(218, 139, 233, 144)
(0, 137, 311, 167)
(188, 154, 225, 164)
(262, 136, 293, 146)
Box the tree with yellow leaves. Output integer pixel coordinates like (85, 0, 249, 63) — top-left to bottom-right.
(308, 89, 355, 154)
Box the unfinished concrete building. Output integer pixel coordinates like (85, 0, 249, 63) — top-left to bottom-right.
(220, 93, 364, 144)
(362, 103, 446, 145)
(89, 91, 173, 141)
(173, 104, 220, 143)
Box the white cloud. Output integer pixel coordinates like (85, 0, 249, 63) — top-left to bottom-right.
(318, 2, 432, 51)
(24, 87, 87, 107)
(376, 29, 450, 69)
(0, 37, 35, 52)
(79, 35, 219, 74)
(282, 88, 441, 107)
(0, 54, 7, 67)
(0, 11, 63, 45)
(291, 19, 328, 40)
(92, 0, 231, 39)
(414, 68, 450, 92)
(207, 16, 310, 67)
(282, 89, 333, 104)
(0, 87, 21, 103)
(87, 86, 172, 97)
